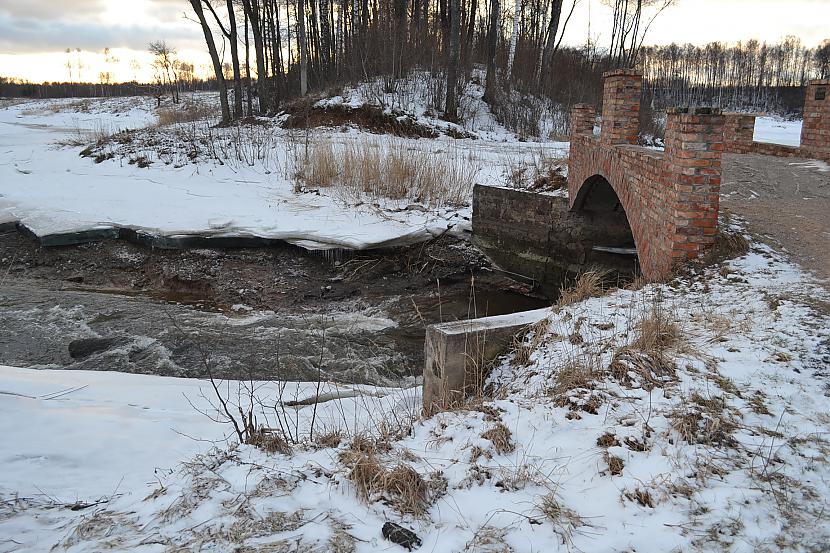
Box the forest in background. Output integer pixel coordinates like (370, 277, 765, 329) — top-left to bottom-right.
(2, 0, 829, 133)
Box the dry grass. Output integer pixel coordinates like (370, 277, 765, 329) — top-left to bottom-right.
(555, 271, 607, 309)
(539, 493, 585, 544)
(607, 347, 676, 390)
(606, 454, 625, 476)
(248, 429, 292, 455)
(671, 392, 738, 447)
(512, 317, 551, 366)
(156, 102, 217, 126)
(715, 229, 750, 259)
(625, 488, 654, 508)
(315, 430, 343, 449)
(342, 450, 437, 516)
(481, 423, 515, 455)
(631, 305, 681, 352)
(292, 137, 477, 207)
(596, 433, 620, 448)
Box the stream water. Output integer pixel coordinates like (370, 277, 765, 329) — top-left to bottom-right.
(0, 231, 550, 386)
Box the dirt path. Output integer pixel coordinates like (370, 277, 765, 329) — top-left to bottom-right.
(721, 153, 830, 283)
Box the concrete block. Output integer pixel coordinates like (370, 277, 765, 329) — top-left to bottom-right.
(423, 308, 549, 414)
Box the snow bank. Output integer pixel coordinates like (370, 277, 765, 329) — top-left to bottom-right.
(0, 99, 470, 250)
(3, 238, 828, 551)
(753, 116, 802, 147)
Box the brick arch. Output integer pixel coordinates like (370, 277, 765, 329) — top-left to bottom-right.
(567, 69, 726, 281)
(570, 173, 642, 264)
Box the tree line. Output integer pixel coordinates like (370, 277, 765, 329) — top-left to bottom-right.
(641, 37, 830, 113)
(189, 0, 828, 126)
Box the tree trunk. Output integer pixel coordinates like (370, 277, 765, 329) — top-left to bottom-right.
(226, 0, 244, 118)
(538, 0, 562, 85)
(506, 0, 520, 79)
(241, 0, 270, 114)
(298, 0, 309, 95)
(319, 0, 331, 71)
(445, 0, 461, 120)
(189, 0, 230, 124)
(484, 0, 499, 103)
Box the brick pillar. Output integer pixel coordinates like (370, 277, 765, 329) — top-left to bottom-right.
(600, 69, 642, 146)
(570, 103, 596, 137)
(723, 113, 756, 154)
(800, 79, 830, 163)
(664, 107, 725, 264)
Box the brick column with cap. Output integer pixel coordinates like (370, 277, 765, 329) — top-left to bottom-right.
(801, 79, 830, 163)
(664, 107, 725, 265)
(600, 69, 642, 146)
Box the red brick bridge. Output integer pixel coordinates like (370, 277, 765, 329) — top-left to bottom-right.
(568, 70, 829, 281)
(568, 69, 724, 280)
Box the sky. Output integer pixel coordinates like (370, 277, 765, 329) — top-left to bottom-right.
(0, 0, 828, 84)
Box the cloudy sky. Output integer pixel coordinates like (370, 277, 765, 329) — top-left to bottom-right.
(0, 0, 828, 83)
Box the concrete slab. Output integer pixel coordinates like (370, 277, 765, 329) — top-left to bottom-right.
(423, 308, 549, 414)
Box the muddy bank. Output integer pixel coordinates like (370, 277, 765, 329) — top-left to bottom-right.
(0, 229, 548, 384)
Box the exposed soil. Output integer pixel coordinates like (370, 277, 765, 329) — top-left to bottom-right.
(281, 101, 474, 139)
(0, 229, 548, 383)
(721, 153, 830, 284)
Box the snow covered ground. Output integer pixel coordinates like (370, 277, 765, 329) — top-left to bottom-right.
(2, 239, 828, 552)
(753, 116, 802, 147)
(0, 91, 567, 251)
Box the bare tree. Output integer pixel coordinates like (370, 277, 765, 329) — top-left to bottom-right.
(202, 1, 244, 118)
(149, 40, 180, 104)
(605, 0, 674, 68)
(816, 39, 830, 79)
(188, 0, 231, 123)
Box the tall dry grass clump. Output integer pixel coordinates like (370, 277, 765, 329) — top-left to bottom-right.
(555, 271, 607, 309)
(293, 136, 477, 207)
(156, 102, 217, 126)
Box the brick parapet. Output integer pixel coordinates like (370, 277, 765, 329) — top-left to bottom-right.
(570, 104, 596, 137)
(723, 80, 829, 164)
(801, 79, 830, 163)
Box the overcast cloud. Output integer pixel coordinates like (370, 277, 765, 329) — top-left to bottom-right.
(0, 0, 203, 54)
